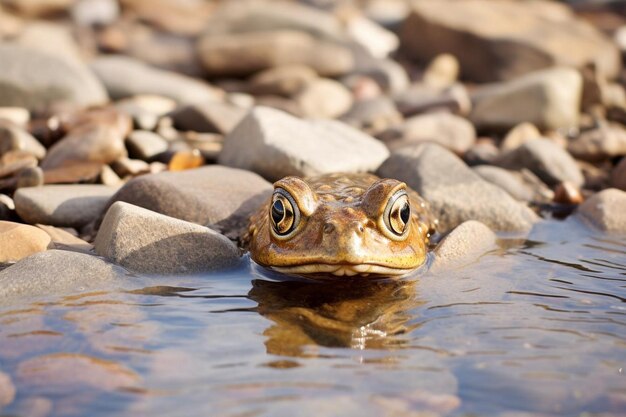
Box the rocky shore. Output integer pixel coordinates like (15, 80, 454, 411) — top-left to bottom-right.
(0, 0, 624, 305)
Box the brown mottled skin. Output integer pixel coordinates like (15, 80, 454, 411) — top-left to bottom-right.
(246, 173, 437, 277)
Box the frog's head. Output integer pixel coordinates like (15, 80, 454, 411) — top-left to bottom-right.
(248, 175, 435, 277)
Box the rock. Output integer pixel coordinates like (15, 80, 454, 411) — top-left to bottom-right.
(71, 0, 119, 26)
(104, 165, 272, 235)
(0, 194, 14, 221)
(495, 138, 584, 187)
(422, 53, 459, 89)
(611, 158, 626, 191)
(126, 130, 168, 161)
(120, 0, 213, 36)
(0, 107, 29, 127)
(111, 157, 150, 177)
(14, 185, 118, 228)
(167, 150, 204, 172)
(293, 79, 353, 119)
(343, 75, 383, 101)
(464, 141, 500, 166)
(356, 58, 410, 95)
(568, 122, 626, 162)
(15, 21, 83, 64)
(100, 164, 122, 186)
(400, 0, 620, 82)
(394, 83, 471, 117)
(470, 67, 583, 130)
(115, 95, 177, 131)
(248, 65, 318, 96)
(0, 371, 15, 408)
(431, 220, 497, 272)
(386, 112, 475, 154)
(16, 166, 44, 188)
(0, 150, 37, 179)
(344, 13, 398, 58)
(219, 106, 389, 181)
(254, 96, 303, 117)
(197, 30, 354, 77)
(0, 122, 45, 159)
(0, 221, 51, 263)
(41, 116, 129, 170)
(473, 165, 552, 203)
(0, 250, 130, 302)
(377, 143, 538, 232)
(554, 182, 583, 205)
(170, 102, 247, 135)
(35, 224, 92, 253)
(1, 0, 73, 17)
(340, 97, 402, 134)
(95, 202, 240, 274)
(500, 122, 542, 152)
(43, 161, 104, 184)
(91, 55, 223, 104)
(0, 44, 107, 111)
(576, 188, 626, 233)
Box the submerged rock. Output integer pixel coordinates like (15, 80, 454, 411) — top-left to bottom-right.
(576, 188, 626, 233)
(95, 202, 241, 274)
(219, 106, 389, 181)
(377, 143, 538, 232)
(431, 220, 497, 271)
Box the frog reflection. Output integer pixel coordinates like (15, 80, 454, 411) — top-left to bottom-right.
(248, 277, 422, 357)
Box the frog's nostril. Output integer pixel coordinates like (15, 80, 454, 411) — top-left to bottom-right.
(323, 222, 335, 234)
(358, 225, 365, 233)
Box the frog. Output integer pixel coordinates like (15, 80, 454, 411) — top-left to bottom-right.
(246, 173, 437, 277)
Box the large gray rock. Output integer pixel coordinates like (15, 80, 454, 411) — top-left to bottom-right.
(470, 67, 583, 130)
(219, 106, 389, 181)
(90, 55, 223, 104)
(95, 202, 241, 274)
(576, 188, 626, 233)
(103, 165, 272, 235)
(377, 143, 538, 232)
(197, 30, 354, 77)
(495, 138, 584, 187)
(400, 0, 620, 82)
(0, 250, 130, 304)
(431, 220, 497, 272)
(15, 185, 119, 228)
(0, 44, 107, 110)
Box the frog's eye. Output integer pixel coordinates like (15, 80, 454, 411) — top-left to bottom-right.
(270, 188, 300, 238)
(383, 190, 410, 237)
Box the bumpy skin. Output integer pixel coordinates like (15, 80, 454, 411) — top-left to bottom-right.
(246, 173, 437, 277)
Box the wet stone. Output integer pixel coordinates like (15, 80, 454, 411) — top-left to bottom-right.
(576, 188, 626, 233)
(495, 138, 584, 187)
(432, 221, 497, 272)
(0, 250, 130, 303)
(170, 101, 248, 135)
(470, 67, 582, 130)
(0, 221, 51, 263)
(568, 122, 626, 162)
(95, 202, 241, 274)
(219, 106, 389, 181)
(14, 185, 119, 228)
(377, 143, 538, 232)
(554, 181, 583, 205)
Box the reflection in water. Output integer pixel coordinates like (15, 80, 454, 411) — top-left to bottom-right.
(248, 277, 422, 356)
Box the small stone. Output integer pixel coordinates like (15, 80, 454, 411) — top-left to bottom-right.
(377, 143, 538, 232)
(470, 67, 583, 130)
(385, 112, 475, 154)
(170, 102, 248, 135)
(344, 13, 398, 58)
(99, 164, 122, 186)
(0, 122, 46, 159)
(394, 83, 471, 117)
(340, 97, 402, 135)
(167, 150, 204, 172)
(0, 44, 107, 111)
(35, 224, 92, 253)
(0, 371, 15, 408)
(343, 75, 383, 101)
(219, 106, 390, 181)
(501, 122, 542, 152)
(115, 95, 177, 131)
(126, 130, 167, 161)
(91, 55, 223, 104)
(294, 79, 353, 119)
(2, 0, 73, 17)
(0, 194, 14, 221)
(611, 158, 626, 191)
(0, 151, 37, 179)
(554, 182, 583, 205)
(95, 202, 241, 274)
(568, 122, 626, 162)
(0, 221, 51, 263)
(356, 58, 410, 95)
(431, 220, 497, 272)
(14, 185, 119, 228)
(248, 65, 318, 97)
(43, 161, 104, 184)
(576, 188, 626, 233)
(111, 158, 150, 177)
(495, 138, 584, 187)
(16, 166, 44, 188)
(197, 30, 354, 77)
(422, 53, 460, 88)
(104, 165, 272, 233)
(71, 0, 119, 26)
(0, 107, 30, 127)
(464, 140, 499, 166)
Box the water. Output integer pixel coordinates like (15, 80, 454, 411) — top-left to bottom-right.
(1, 219, 625, 417)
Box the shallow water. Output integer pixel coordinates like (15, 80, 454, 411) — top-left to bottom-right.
(1, 219, 625, 417)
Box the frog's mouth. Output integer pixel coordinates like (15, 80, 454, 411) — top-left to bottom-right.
(271, 263, 413, 277)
